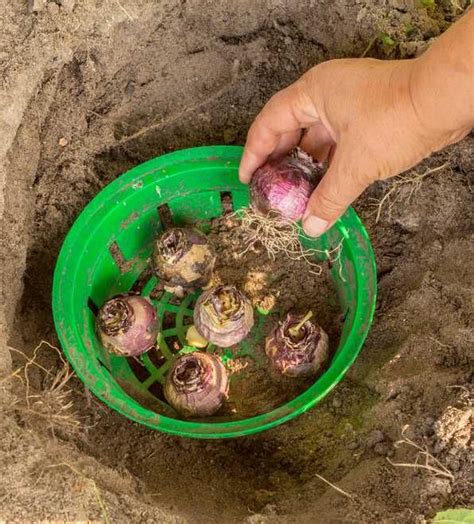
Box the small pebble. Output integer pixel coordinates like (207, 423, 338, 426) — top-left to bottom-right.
(125, 81, 135, 96)
(432, 240, 443, 251)
(347, 440, 359, 450)
(58, 137, 68, 147)
(446, 457, 460, 472)
(262, 504, 277, 516)
(58, 0, 75, 11)
(356, 7, 367, 22)
(28, 0, 46, 11)
(424, 478, 452, 497)
(332, 397, 342, 408)
(47, 1, 59, 14)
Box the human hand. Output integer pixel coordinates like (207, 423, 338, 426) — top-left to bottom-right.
(239, 56, 471, 237)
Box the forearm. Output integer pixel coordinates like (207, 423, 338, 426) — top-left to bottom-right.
(411, 9, 474, 138)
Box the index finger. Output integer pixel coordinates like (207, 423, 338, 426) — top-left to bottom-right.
(239, 82, 319, 183)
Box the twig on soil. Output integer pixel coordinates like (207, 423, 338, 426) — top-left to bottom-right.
(445, 385, 470, 393)
(0, 366, 23, 383)
(371, 163, 449, 223)
(118, 81, 234, 145)
(114, 0, 135, 21)
(315, 473, 355, 500)
(360, 36, 377, 57)
(450, 0, 466, 12)
(387, 458, 454, 480)
(61, 501, 71, 524)
(387, 425, 455, 481)
(428, 336, 451, 348)
(234, 208, 346, 279)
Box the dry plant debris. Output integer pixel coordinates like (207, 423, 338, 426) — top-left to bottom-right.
(372, 163, 449, 223)
(388, 425, 455, 481)
(235, 208, 346, 279)
(7, 340, 82, 436)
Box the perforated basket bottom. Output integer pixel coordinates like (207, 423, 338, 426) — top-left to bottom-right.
(92, 256, 321, 422)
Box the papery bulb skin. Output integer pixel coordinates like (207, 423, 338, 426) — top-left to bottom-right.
(265, 312, 329, 377)
(194, 285, 254, 347)
(152, 227, 216, 297)
(250, 149, 319, 221)
(164, 352, 229, 417)
(97, 295, 159, 357)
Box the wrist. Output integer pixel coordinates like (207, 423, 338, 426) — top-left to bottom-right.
(408, 16, 474, 139)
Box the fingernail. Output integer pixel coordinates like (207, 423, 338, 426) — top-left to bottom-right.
(302, 215, 329, 237)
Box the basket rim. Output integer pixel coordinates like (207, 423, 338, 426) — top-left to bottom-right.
(52, 145, 377, 438)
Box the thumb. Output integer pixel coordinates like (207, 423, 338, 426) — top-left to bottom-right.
(302, 146, 373, 237)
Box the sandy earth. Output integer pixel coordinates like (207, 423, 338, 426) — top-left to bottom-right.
(0, 1, 472, 522)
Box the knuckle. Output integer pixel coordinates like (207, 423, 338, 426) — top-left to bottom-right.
(355, 167, 378, 186)
(311, 190, 346, 217)
(265, 89, 287, 112)
(345, 151, 381, 185)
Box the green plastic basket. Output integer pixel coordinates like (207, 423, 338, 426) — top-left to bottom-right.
(52, 145, 376, 439)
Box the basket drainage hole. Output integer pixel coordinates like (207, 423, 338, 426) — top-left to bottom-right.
(150, 281, 165, 300)
(165, 336, 181, 353)
(127, 356, 151, 382)
(148, 381, 166, 402)
(157, 203, 174, 229)
(109, 241, 130, 274)
(146, 348, 167, 369)
(130, 266, 153, 294)
(87, 297, 99, 315)
(182, 316, 193, 326)
(220, 191, 233, 214)
(162, 310, 176, 330)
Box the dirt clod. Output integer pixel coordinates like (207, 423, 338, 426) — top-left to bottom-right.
(366, 430, 385, 448)
(433, 407, 472, 452)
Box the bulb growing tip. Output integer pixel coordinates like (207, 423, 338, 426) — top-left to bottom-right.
(288, 310, 313, 338)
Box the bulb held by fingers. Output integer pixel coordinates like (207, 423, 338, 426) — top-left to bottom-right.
(250, 148, 319, 221)
(237, 148, 328, 271)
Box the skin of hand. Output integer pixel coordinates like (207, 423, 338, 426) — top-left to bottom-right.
(239, 9, 474, 237)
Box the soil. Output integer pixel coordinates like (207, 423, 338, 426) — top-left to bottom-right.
(1, 1, 473, 523)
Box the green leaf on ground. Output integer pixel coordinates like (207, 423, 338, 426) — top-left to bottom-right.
(434, 509, 474, 523)
(379, 32, 396, 46)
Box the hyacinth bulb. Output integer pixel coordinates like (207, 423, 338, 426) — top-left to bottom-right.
(250, 148, 319, 221)
(194, 285, 254, 347)
(265, 311, 329, 377)
(152, 227, 216, 297)
(164, 352, 229, 417)
(96, 295, 159, 357)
